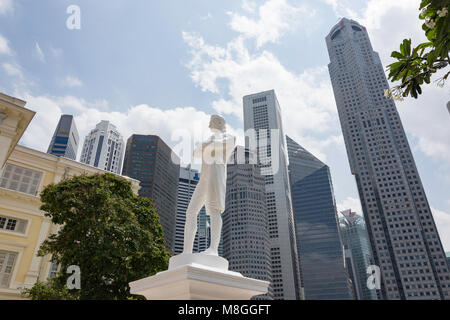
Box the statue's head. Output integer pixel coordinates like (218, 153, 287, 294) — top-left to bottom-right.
(209, 114, 226, 132)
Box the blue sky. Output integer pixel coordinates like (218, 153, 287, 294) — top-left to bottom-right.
(1, 0, 449, 250)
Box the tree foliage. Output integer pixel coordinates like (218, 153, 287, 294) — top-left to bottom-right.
(386, 0, 449, 99)
(21, 278, 77, 300)
(27, 173, 170, 300)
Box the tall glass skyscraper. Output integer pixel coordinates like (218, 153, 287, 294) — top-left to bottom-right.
(122, 135, 180, 252)
(287, 135, 352, 300)
(326, 18, 450, 299)
(243, 90, 301, 300)
(47, 115, 79, 160)
(223, 146, 273, 300)
(339, 210, 378, 300)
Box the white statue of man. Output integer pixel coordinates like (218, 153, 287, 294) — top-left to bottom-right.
(183, 115, 236, 256)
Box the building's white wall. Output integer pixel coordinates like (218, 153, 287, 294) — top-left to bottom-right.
(80, 121, 124, 174)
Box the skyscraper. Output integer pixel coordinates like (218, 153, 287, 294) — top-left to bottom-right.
(122, 135, 180, 252)
(339, 210, 378, 300)
(223, 146, 273, 300)
(47, 114, 79, 160)
(326, 18, 450, 300)
(287, 135, 352, 300)
(174, 166, 210, 255)
(446, 252, 450, 269)
(80, 120, 124, 174)
(243, 90, 301, 300)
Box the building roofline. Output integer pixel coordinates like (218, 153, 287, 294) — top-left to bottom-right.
(13, 144, 139, 184)
(0, 92, 28, 108)
(126, 134, 181, 162)
(286, 135, 325, 166)
(243, 89, 275, 99)
(0, 92, 36, 169)
(326, 17, 366, 39)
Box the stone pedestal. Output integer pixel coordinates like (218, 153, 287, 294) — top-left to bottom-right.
(129, 253, 269, 300)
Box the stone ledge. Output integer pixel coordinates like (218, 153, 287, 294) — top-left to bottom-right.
(129, 263, 269, 300)
(169, 252, 230, 272)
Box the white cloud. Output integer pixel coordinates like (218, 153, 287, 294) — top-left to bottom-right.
(0, 0, 12, 15)
(50, 47, 63, 58)
(183, 32, 336, 124)
(0, 33, 12, 55)
(62, 75, 83, 88)
(183, 4, 342, 161)
(2, 63, 23, 79)
(336, 196, 363, 216)
(228, 0, 315, 48)
(432, 207, 450, 252)
(359, 0, 418, 30)
(34, 42, 45, 62)
(397, 85, 450, 162)
(200, 13, 212, 20)
(323, 0, 416, 30)
(241, 0, 257, 13)
(15, 91, 243, 169)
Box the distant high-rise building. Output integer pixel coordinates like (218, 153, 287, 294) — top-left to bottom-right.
(343, 247, 358, 299)
(326, 17, 450, 299)
(223, 146, 273, 299)
(122, 135, 180, 252)
(446, 252, 450, 269)
(243, 90, 301, 300)
(47, 115, 79, 160)
(339, 210, 378, 300)
(287, 135, 352, 300)
(174, 166, 210, 255)
(80, 120, 124, 174)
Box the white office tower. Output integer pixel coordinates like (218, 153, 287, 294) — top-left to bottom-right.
(173, 166, 210, 255)
(326, 18, 450, 300)
(243, 90, 301, 300)
(80, 120, 124, 174)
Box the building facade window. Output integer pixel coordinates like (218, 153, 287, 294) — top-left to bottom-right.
(48, 260, 60, 279)
(0, 164, 43, 196)
(0, 250, 17, 288)
(0, 215, 27, 234)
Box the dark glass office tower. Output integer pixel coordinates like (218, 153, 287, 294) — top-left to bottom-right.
(47, 115, 79, 160)
(326, 18, 450, 299)
(122, 135, 180, 252)
(287, 135, 352, 300)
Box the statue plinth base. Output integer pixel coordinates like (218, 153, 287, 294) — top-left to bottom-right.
(129, 253, 269, 300)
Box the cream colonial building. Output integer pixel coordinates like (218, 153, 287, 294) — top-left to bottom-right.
(0, 93, 139, 299)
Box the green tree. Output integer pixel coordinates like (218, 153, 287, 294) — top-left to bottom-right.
(24, 173, 170, 300)
(386, 0, 449, 99)
(21, 278, 77, 300)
